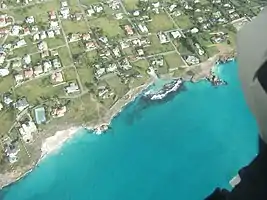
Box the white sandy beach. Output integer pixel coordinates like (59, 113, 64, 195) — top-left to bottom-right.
(40, 126, 82, 159)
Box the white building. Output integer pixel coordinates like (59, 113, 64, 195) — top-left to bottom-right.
(19, 121, 37, 143)
(25, 16, 35, 24)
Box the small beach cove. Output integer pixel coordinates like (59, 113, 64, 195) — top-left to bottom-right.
(0, 61, 259, 200)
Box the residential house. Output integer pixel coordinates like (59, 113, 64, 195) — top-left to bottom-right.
(82, 33, 91, 41)
(169, 4, 177, 12)
(152, 58, 164, 66)
(0, 102, 3, 111)
(33, 33, 40, 41)
(157, 32, 169, 44)
(93, 5, 104, 13)
(19, 121, 37, 142)
(4, 143, 20, 163)
(14, 39, 26, 48)
(41, 50, 50, 58)
(10, 25, 22, 36)
(49, 11, 57, 20)
(31, 25, 39, 33)
(86, 7, 95, 17)
(40, 31, 47, 40)
(24, 67, 34, 79)
(51, 106, 67, 118)
(61, 1, 68, 7)
(34, 107, 46, 124)
(124, 25, 134, 35)
(43, 60, 52, 72)
(195, 43, 205, 56)
(47, 30, 55, 38)
(85, 41, 96, 51)
(0, 52, 6, 65)
(106, 63, 117, 73)
(99, 36, 108, 44)
(120, 58, 132, 70)
(120, 40, 130, 49)
(170, 30, 181, 39)
(113, 47, 121, 58)
(68, 33, 81, 42)
(190, 27, 199, 34)
(49, 21, 59, 30)
(138, 23, 149, 33)
(133, 10, 140, 16)
(54, 29, 61, 35)
(22, 54, 31, 65)
(95, 68, 105, 78)
(25, 16, 34, 24)
(52, 58, 62, 68)
(115, 13, 123, 20)
(3, 94, 13, 105)
(14, 74, 24, 84)
(137, 48, 144, 56)
(38, 41, 48, 51)
(0, 14, 8, 28)
(34, 64, 43, 76)
(14, 97, 29, 111)
(65, 82, 80, 94)
(185, 55, 200, 65)
(0, 67, 9, 77)
(51, 71, 64, 83)
(60, 7, 70, 19)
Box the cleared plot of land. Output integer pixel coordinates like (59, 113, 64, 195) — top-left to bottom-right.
(88, 17, 125, 38)
(57, 47, 73, 66)
(46, 36, 66, 49)
(174, 14, 193, 30)
(131, 59, 149, 73)
(105, 75, 129, 98)
(69, 42, 85, 55)
(10, 45, 39, 59)
(206, 46, 219, 57)
(164, 53, 185, 69)
(0, 75, 14, 93)
(63, 67, 77, 81)
(0, 109, 16, 136)
(123, 0, 139, 11)
(145, 35, 174, 55)
(31, 53, 41, 65)
(79, 0, 101, 6)
(148, 14, 175, 33)
(4, 1, 61, 20)
(62, 21, 89, 34)
(77, 67, 93, 87)
(15, 77, 65, 105)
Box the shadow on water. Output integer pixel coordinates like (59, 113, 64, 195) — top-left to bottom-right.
(123, 85, 187, 126)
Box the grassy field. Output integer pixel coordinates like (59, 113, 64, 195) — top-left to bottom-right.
(145, 35, 174, 55)
(0, 110, 16, 136)
(123, 0, 139, 11)
(3, 1, 61, 21)
(88, 17, 125, 38)
(0, 75, 14, 93)
(46, 36, 66, 49)
(57, 47, 73, 66)
(105, 75, 128, 98)
(164, 53, 185, 69)
(62, 20, 89, 34)
(174, 14, 193, 30)
(148, 14, 175, 33)
(69, 42, 85, 55)
(11, 45, 39, 59)
(63, 67, 77, 82)
(131, 59, 149, 73)
(15, 77, 65, 104)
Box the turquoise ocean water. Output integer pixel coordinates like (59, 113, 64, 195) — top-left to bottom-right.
(0, 61, 259, 200)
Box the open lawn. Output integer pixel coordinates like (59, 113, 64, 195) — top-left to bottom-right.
(88, 17, 125, 38)
(0, 109, 16, 136)
(206, 46, 219, 57)
(63, 67, 77, 81)
(0, 75, 14, 93)
(164, 53, 185, 69)
(4, 1, 61, 21)
(62, 20, 89, 34)
(77, 66, 94, 87)
(58, 47, 73, 66)
(46, 36, 66, 49)
(69, 42, 85, 55)
(11, 45, 39, 59)
(15, 77, 65, 105)
(145, 35, 174, 55)
(123, 0, 139, 11)
(148, 13, 175, 33)
(174, 14, 193, 30)
(131, 59, 149, 73)
(105, 75, 129, 98)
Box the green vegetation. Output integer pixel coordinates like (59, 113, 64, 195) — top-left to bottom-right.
(174, 14, 193, 29)
(0, 75, 14, 93)
(148, 14, 175, 32)
(145, 35, 174, 55)
(63, 67, 77, 81)
(164, 53, 185, 69)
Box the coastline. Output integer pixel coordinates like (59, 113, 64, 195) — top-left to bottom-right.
(0, 53, 235, 190)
